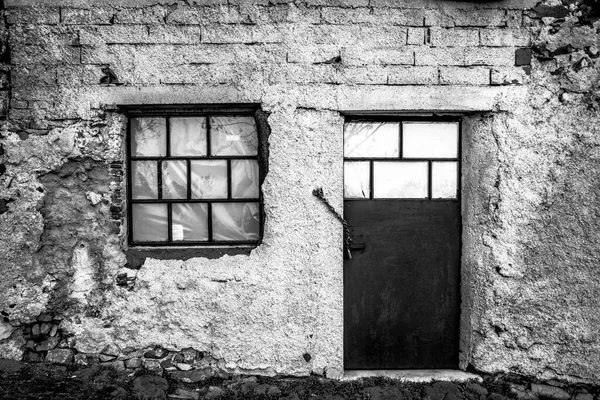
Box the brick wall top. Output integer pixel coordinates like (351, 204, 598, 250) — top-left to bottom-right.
(5, 0, 541, 9)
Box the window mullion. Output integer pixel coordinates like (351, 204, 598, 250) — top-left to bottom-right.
(207, 203, 213, 242)
(227, 159, 232, 199)
(167, 203, 173, 242)
(157, 160, 163, 200)
(186, 159, 191, 200)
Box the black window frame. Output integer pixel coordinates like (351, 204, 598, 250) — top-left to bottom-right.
(122, 104, 266, 248)
(343, 115, 462, 202)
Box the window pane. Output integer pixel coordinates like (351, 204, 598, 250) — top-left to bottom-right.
(344, 161, 370, 199)
(170, 117, 207, 156)
(172, 203, 208, 241)
(402, 122, 459, 159)
(130, 117, 166, 157)
(162, 160, 187, 199)
(432, 162, 458, 199)
(132, 203, 168, 242)
(131, 161, 157, 199)
(374, 162, 428, 198)
(344, 122, 399, 158)
(190, 160, 227, 199)
(213, 202, 260, 241)
(210, 116, 258, 156)
(231, 160, 259, 199)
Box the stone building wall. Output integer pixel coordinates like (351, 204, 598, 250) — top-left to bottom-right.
(0, 0, 599, 383)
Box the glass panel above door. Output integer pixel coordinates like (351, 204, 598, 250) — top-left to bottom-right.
(402, 122, 459, 159)
(344, 122, 400, 158)
(373, 162, 428, 199)
(432, 162, 458, 199)
(344, 161, 370, 199)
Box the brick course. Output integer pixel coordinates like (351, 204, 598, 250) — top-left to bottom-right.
(6, 0, 533, 92)
(440, 67, 490, 85)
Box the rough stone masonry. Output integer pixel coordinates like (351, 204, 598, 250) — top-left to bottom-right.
(0, 0, 599, 384)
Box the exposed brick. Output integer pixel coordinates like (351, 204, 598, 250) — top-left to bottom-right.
(245, 3, 321, 24)
(424, 8, 507, 27)
(342, 48, 413, 66)
(388, 66, 438, 85)
(293, 25, 407, 46)
(158, 63, 269, 86)
(83, 43, 285, 66)
(339, 66, 388, 85)
(56, 66, 84, 86)
(301, 0, 369, 6)
(440, 67, 490, 85)
(506, 10, 523, 28)
(321, 7, 373, 24)
(407, 28, 426, 45)
(321, 7, 423, 26)
(287, 46, 340, 64)
(81, 45, 128, 65)
(148, 26, 202, 44)
(114, 6, 170, 24)
(372, 8, 424, 26)
(267, 64, 337, 85)
(370, 0, 439, 8)
(480, 29, 531, 47)
(8, 108, 36, 121)
(491, 67, 528, 85)
(180, 0, 227, 4)
(424, 9, 455, 27)
(202, 24, 407, 46)
(463, 47, 515, 67)
(79, 25, 148, 45)
(429, 28, 479, 47)
(61, 7, 114, 24)
(251, 24, 287, 44)
(196, 44, 286, 64)
(371, 0, 539, 9)
(10, 25, 79, 46)
(82, 65, 104, 85)
(201, 24, 256, 44)
(12, 45, 80, 65)
(6, 7, 60, 24)
(415, 47, 465, 66)
(452, 9, 507, 27)
(166, 5, 244, 24)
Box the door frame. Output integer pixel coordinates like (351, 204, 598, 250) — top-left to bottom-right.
(341, 114, 464, 370)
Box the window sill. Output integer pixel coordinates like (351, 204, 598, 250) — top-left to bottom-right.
(125, 245, 255, 268)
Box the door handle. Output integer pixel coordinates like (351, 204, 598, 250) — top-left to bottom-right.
(349, 243, 366, 253)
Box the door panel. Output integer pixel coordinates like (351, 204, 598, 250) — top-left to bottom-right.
(343, 200, 461, 369)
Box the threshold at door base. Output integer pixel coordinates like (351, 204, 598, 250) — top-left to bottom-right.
(342, 370, 482, 383)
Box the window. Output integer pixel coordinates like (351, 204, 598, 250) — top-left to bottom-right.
(126, 106, 264, 246)
(343, 118, 460, 200)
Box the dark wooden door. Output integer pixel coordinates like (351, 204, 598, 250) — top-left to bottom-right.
(343, 119, 461, 370)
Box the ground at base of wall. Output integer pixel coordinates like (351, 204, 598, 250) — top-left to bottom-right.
(0, 360, 598, 400)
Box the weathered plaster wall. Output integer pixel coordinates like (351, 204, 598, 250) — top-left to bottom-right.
(0, 0, 599, 383)
(461, 1, 600, 382)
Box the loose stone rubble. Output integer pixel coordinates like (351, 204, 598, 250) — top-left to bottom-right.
(2, 357, 600, 400)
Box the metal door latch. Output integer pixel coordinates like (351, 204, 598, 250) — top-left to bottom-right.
(348, 243, 366, 255)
